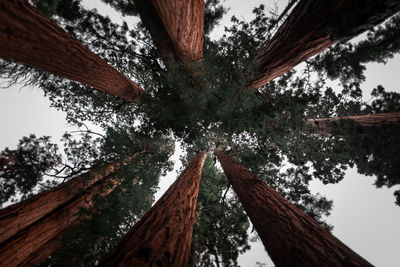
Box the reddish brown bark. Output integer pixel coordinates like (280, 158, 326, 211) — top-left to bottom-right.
(0, 153, 141, 245)
(0, 0, 144, 101)
(134, 0, 204, 77)
(215, 150, 372, 266)
(249, 0, 400, 89)
(151, 0, 204, 63)
(0, 173, 123, 266)
(98, 152, 207, 267)
(307, 112, 400, 135)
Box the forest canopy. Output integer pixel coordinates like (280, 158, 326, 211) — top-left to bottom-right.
(0, 0, 399, 266)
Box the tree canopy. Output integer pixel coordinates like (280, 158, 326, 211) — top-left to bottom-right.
(1, 0, 400, 265)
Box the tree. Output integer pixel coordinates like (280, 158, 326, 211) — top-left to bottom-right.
(0, 128, 174, 266)
(0, 0, 144, 101)
(1, 0, 400, 265)
(249, 0, 400, 89)
(98, 152, 206, 266)
(307, 112, 400, 135)
(136, 0, 204, 63)
(215, 149, 372, 266)
(0, 170, 122, 266)
(189, 155, 250, 266)
(0, 154, 126, 245)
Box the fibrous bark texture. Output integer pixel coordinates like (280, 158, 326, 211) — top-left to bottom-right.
(151, 0, 204, 62)
(0, 152, 141, 245)
(0, 0, 144, 101)
(307, 112, 400, 135)
(0, 174, 122, 266)
(0, 162, 118, 245)
(249, 0, 400, 89)
(215, 149, 373, 267)
(98, 152, 207, 267)
(134, 0, 204, 74)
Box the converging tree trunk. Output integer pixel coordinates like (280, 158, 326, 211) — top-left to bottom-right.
(214, 149, 372, 266)
(0, 174, 123, 266)
(134, 0, 204, 77)
(0, 154, 142, 245)
(0, 0, 144, 101)
(98, 152, 206, 267)
(307, 112, 400, 135)
(249, 0, 400, 89)
(150, 0, 204, 63)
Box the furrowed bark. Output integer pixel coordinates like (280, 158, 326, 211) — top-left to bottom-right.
(151, 0, 204, 63)
(0, 174, 123, 266)
(249, 0, 400, 89)
(98, 152, 206, 267)
(215, 149, 372, 266)
(0, 154, 141, 245)
(134, 0, 204, 78)
(307, 112, 400, 135)
(134, 0, 178, 65)
(0, 0, 144, 101)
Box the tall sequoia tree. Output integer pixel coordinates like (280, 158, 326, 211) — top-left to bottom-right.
(189, 155, 250, 266)
(1, 0, 400, 265)
(0, 0, 144, 101)
(0, 150, 144, 245)
(215, 149, 372, 266)
(0, 171, 123, 266)
(98, 152, 206, 266)
(249, 0, 400, 89)
(307, 112, 400, 135)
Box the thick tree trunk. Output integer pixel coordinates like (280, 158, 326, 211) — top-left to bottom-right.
(249, 0, 400, 89)
(0, 0, 144, 101)
(307, 112, 400, 135)
(134, 0, 204, 78)
(151, 0, 204, 63)
(0, 153, 142, 245)
(0, 173, 124, 266)
(98, 152, 207, 267)
(214, 150, 372, 266)
(0, 163, 115, 244)
(134, 0, 177, 65)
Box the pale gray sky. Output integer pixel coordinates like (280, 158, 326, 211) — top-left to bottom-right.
(1, 1, 399, 266)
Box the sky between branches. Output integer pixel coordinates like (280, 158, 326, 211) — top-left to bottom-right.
(0, 0, 400, 266)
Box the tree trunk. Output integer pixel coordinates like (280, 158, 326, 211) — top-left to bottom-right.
(307, 112, 400, 135)
(98, 152, 207, 267)
(151, 0, 204, 63)
(134, 0, 204, 78)
(249, 0, 400, 89)
(0, 173, 124, 266)
(0, 0, 144, 101)
(214, 149, 373, 266)
(0, 153, 142, 245)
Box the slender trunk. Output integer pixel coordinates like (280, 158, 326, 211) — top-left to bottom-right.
(98, 152, 206, 267)
(249, 0, 400, 89)
(215, 150, 372, 266)
(0, 174, 124, 266)
(307, 112, 400, 135)
(0, 0, 144, 101)
(0, 154, 142, 245)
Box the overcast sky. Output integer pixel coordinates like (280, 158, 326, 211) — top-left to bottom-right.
(1, 1, 399, 266)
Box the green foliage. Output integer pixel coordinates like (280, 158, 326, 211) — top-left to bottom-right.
(42, 152, 172, 266)
(189, 155, 250, 266)
(0, 135, 60, 204)
(40, 130, 174, 266)
(2, 0, 400, 265)
(311, 14, 400, 84)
